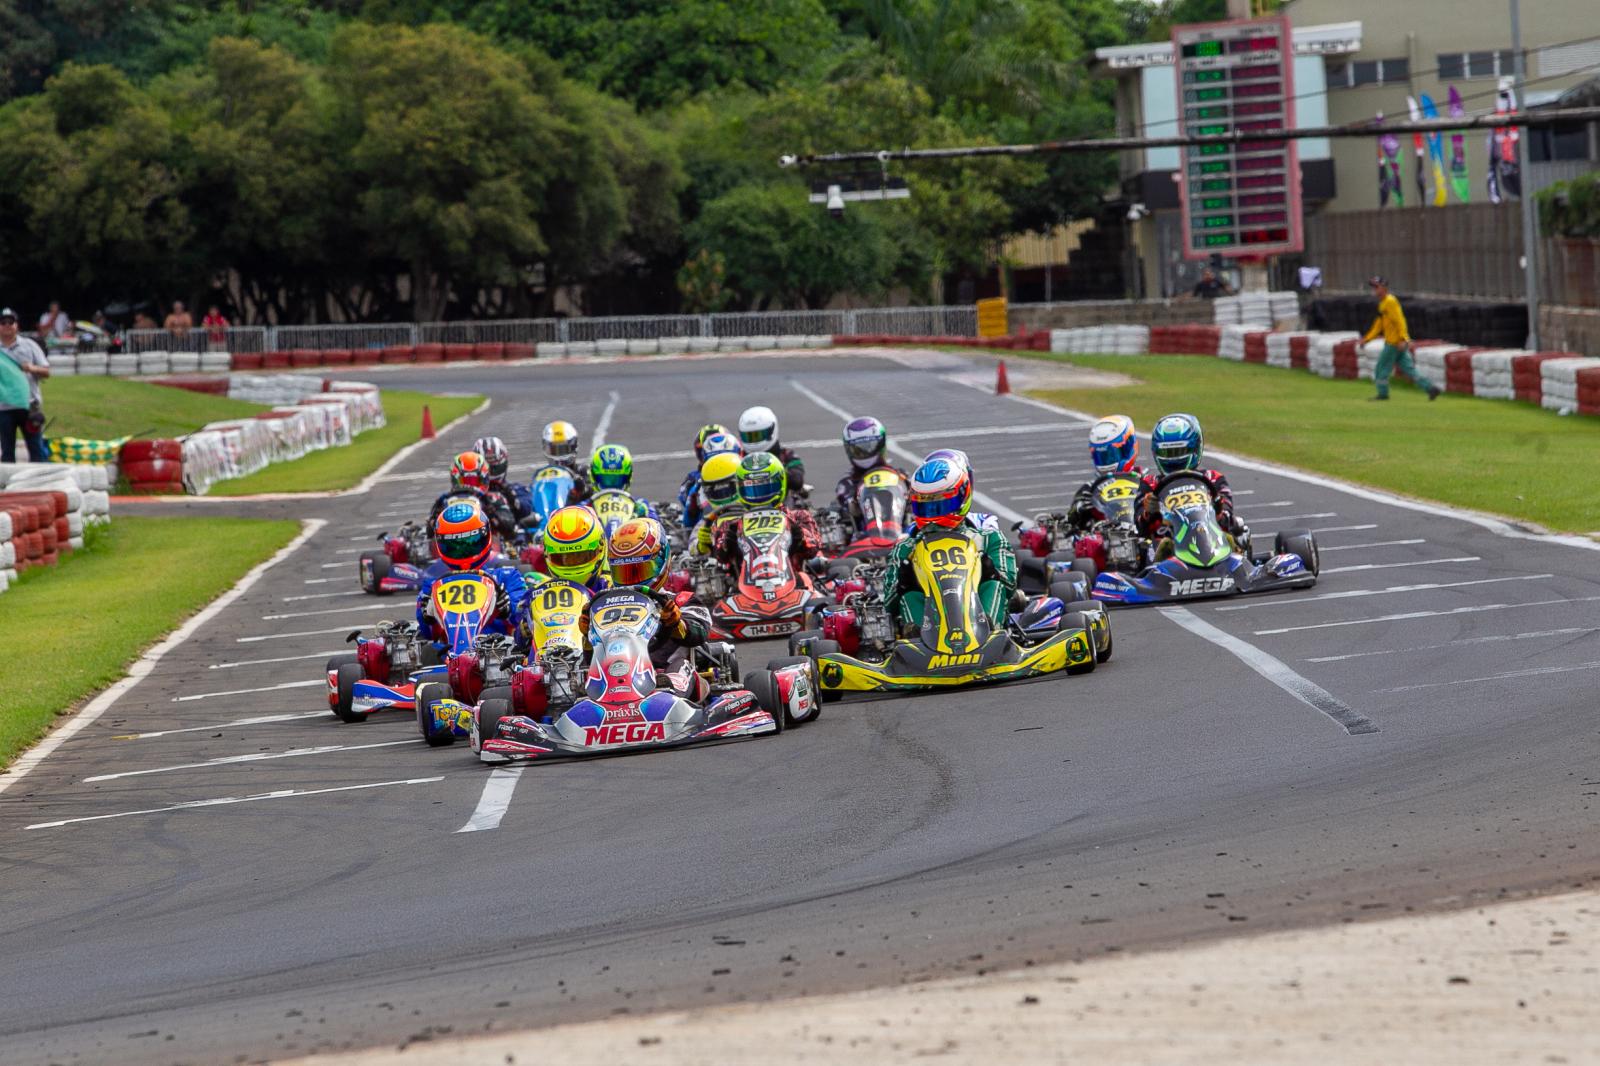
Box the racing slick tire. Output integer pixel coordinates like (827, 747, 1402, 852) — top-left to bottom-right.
(359, 551, 392, 595)
(333, 662, 365, 723)
(743, 670, 786, 734)
(765, 655, 821, 726)
(827, 558, 858, 583)
(789, 628, 824, 658)
(1274, 529, 1320, 576)
(1049, 579, 1086, 608)
(1069, 557, 1098, 584)
(476, 698, 511, 752)
(807, 638, 844, 702)
(414, 682, 455, 746)
(1060, 613, 1099, 676)
(419, 643, 444, 668)
(478, 685, 512, 706)
(1065, 600, 1114, 663)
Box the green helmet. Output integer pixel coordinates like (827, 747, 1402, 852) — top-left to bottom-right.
(590, 443, 633, 491)
(738, 450, 787, 508)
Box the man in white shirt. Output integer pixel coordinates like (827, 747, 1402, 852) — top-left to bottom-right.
(36, 301, 71, 340)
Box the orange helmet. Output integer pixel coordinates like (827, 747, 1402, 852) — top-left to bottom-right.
(607, 517, 670, 589)
(434, 500, 492, 569)
(451, 451, 489, 491)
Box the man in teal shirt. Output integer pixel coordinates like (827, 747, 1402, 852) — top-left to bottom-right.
(0, 307, 51, 461)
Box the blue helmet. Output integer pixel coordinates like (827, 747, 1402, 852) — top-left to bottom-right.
(1151, 413, 1203, 475)
(1088, 415, 1138, 475)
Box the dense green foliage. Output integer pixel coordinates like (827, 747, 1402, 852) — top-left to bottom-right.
(0, 1, 1149, 320)
(1537, 171, 1600, 238)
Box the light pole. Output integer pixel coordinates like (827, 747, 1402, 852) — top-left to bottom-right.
(1511, 0, 1541, 349)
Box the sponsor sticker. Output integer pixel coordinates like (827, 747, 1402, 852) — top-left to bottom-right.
(1169, 576, 1235, 596)
(584, 722, 667, 745)
(740, 621, 799, 637)
(927, 652, 981, 669)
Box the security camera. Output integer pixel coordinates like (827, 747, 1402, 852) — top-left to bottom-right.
(827, 184, 845, 219)
(1126, 202, 1148, 222)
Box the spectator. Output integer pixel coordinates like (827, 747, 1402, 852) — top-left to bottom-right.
(36, 301, 71, 340)
(202, 304, 229, 349)
(164, 300, 193, 338)
(133, 310, 159, 331)
(1189, 268, 1234, 300)
(1363, 276, 1441, 402)
(0, 307, 51, 462)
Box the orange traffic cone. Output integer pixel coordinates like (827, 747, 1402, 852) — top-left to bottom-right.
(995, 360, 1011, 396)
(420, 404, 436, 440)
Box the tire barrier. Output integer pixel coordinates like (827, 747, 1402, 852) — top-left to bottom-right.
(0, 462, 113, 593)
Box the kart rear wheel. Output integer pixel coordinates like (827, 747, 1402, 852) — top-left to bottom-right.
(1069, 558, 1098, 584)
(415, 681, 455, 746)
(827, 559, 858, 582)
(1274, 529, 1320, 576)
(333, 663, 365, 723)
(1049, 579, 1087, 607)
(361, 552, 392, 595)
(479, 685, 512, 706)
(476, 698, 510, 751)
(1060, 613, 1099, 676)
(765, 655, 821, 727)
(789, 628, 824, 658)
(743, 670, 785, 734)
(809, 639, 844, 703)
(418, 643, 444, 668)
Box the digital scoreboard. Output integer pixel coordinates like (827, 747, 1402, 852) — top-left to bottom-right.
(1172, 16, 1303, 259)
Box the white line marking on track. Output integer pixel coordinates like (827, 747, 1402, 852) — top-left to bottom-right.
(1247, 512, 1336, 524)
(173, 679, 326, 703)
(85, 740, 420, 782)
(458, 766, 524, 833)
(1320, 539, 1426, 553)
(592, 390, 620, 448)
(302, 577, 338, 585)
(332, 548, 366, 556)
(1006, 492, 1071, 502)
(1380, 660, 1600, 694)
(236, 623, 379, 643)
(1308, 524, 1379, 534)
(1253, 592, 1600, 636)
(791, 379, 1026, 524)
(320, 562, 348, 569)
(25, 777, 444, 830)
(336, 399, 489, 497)
(1238, 501, 1297, 509)
(1158, 606, 1376, 735)
(1305, 627, 1600, 663)
(1321, 556, 1480, 575)
(262, 603, 386, 621)
(1215, 574, 1549, 612)
(0, 520, 328, 798)
(209, 650, 342, 670)
(281, 590, 365, 603)
(117, 711, 330, 739)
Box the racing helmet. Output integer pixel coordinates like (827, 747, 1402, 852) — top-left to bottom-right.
(700, 452, 744, 510)
(541, 420, 580, 461)
(450, 450, 489, 491)
(738, 451, 787, 509)
(608, 517, 670, 589)
(1151, 413, 1203, 475)
(590, 444, 634, 491)
(908, 455, 972, 529)
(543, 505, 606, 583)
(737, 406, 779, 451)
(843, 416, 888, 471)
(472, 436, 509, 481)
(699, 430, 742, 461)
(1088, 415, 1139, 475)
(434, 501, 493, 569)
(923, 447, 970, 474)
(694, 423, 733, 463)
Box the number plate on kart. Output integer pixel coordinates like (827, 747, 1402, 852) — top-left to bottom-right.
(1098, 477, 1138, 502)
(1163, 488, 1210, 512)
(432, 574, 494, 616)
(862, 469, 901, 488)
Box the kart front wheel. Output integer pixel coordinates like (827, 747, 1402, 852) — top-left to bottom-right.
(415, 681, 455, 747)
(478, 685, 512, 706)
(789, 628, 824, 658)
(1060, 613, 1099, 676)
(743, 670, 785, 734)
(808, 639, 844, 702)
(765, 655, 822, 727)
(1049, 579, 1087, 608)
(1274, 529, 1320, 577)
(1065, 600, 1114, 664)
(362, 552, 393, 595)
(476, 698, 511, 752)
(333, 662, 365, 723)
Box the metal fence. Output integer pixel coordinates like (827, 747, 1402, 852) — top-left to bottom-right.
(124, 326, 269, 353)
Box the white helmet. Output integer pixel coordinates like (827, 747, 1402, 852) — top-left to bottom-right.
(542, 420, 579, 460)
(737, 406, 778, 451)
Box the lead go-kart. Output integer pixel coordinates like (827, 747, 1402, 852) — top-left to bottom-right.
(674, 507, 832, 641)
(790, 523, 1111, 698)
(1076, 471, 1319, 605)
(453, 586, 819, 762)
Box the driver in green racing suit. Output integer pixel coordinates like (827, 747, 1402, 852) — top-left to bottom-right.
(881, 452, 1018, 632)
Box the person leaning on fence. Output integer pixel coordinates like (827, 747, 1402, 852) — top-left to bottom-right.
(203, 305, 229, 350)
(0, 307, 51, 462)
(1363, 276, 1440, 403)
(165, 300, 193, 338)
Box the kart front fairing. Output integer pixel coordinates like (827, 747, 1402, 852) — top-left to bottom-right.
(1091, 550, 1313, 604)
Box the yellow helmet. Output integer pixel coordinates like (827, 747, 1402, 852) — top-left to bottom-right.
(542, 505, 605, 583)
(700, 451, 744, 509)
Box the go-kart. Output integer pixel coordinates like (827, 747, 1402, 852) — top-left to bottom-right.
(357, 520, 440, 595)
(589, 487, 640, 537)
(1015, 471, 1145, 590)
(469, 586, 818, 762)
(523, 463, 577, 540)
(324, 570, 512, 722)
(698, 508, 832, 641)
(817, 468, 909, 562)
(1088, 471, 1318, 605)
(792, 524, 1111, 698)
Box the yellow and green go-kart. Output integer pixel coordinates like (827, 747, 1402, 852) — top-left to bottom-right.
(793, 525, 1110, 699)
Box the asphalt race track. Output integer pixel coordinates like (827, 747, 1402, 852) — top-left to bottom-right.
(3, 351, 1598, 1065)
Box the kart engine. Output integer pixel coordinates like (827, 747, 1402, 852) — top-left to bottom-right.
(376, 620, 421, 673)
(474, 633, 517, 688)
(1101, 521, 1144, 573)
(1033, 513, 1075, 554)
(846, 564, 895, 653)
(684, 555, 729, 602)
(538, 645, 583, 710)
(817, 510, 851, 553)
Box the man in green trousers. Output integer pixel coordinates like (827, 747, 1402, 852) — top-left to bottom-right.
(1363, 276, 1441, 402)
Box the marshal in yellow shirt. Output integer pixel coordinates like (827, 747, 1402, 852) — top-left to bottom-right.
(1363, 293, 1410, 347)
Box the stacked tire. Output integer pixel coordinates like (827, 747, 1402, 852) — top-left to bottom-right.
(121, 439, 186, 495)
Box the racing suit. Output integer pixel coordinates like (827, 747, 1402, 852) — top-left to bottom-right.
(427, 487, 518, 542)
(677, 470, 705, 530)
(711, 505, 823, 575)
(773, 444, 807, 504)
(486, 477, 533, 525)
(693, 504, 744, 556)
(1067, 468, 1147, 533)
(546, 456, 593, 505)
(415, 564, 532, 652)
(882, 523, 1018, 631)
(645, 593, 719, 700)
(1134, 469, 1249, 554)
(834, 462, 910, 530)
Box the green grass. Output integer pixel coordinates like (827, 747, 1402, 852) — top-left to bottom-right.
(209, 389, 482, 495)
(1015, 352, 1600, 534)
(44, 377, 265, 440)
(0, 516, 299, 770)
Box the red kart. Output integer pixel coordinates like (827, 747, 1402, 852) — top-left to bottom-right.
(697, 508, 832, 641)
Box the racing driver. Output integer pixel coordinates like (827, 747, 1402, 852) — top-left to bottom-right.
(540, 420, 592, 504)
(428, 451, 518, 541)
(737, 406, 806, 503)
(832, 416, 909, 531)
(712, 451, 822, 576)
(416, 500, 532, 652)
(606, 516, 724, 698)
(473, 434, 532, 525)
(1066, 414, 1145, 533)
(1135, 413, 1250, 557)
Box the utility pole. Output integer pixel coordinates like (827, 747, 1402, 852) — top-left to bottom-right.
(1511, 0, 1542, 349)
